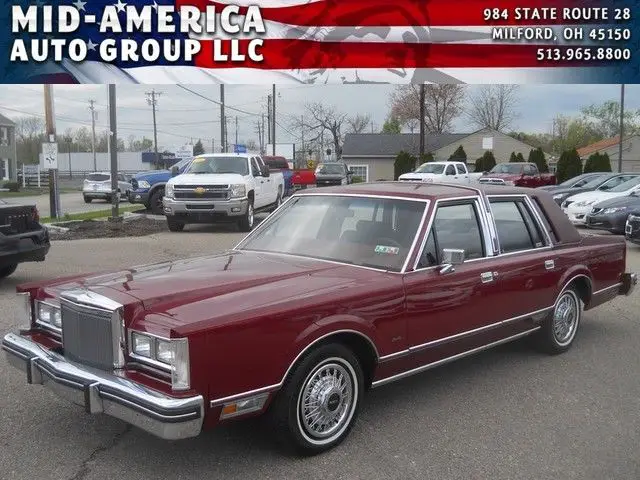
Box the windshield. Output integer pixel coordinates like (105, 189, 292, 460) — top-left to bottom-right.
(316, 164, 345, 175)
(559, 174, 603, 187)
(609, 176, 640, 193)
(186, 156, 249, 175)
(237, 195, 426, 272)
(489, 164, 523, 174)
(415, 163, 445, 174)
(85, 174, 110, 182)
(583, 175, 613, 188)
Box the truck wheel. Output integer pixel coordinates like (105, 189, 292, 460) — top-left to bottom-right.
(238, 200, 254, 232)
(0, 264, 18, 279)
(83, 196, 92, 204)
(534, 287, 582, 355)
(149, 188, 165, 215)
(105, 195, 112, 203)
(166, 216, 185, 232)
(269, 343, 364, 455)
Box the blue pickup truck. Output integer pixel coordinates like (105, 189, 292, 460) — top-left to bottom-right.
(128, 157, 193, 214)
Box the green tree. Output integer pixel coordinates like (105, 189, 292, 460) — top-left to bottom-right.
(394, 150, 417, 179)
(584, 152, 612, 173)
(597, 152, 612, 172)
(516, 152, 525, 162)
(381, 117, 402, 134)
(448, 145, 467, 163)
(509, 152, 518, 162)
(556, 149, 582, 183)
(419, 152, 434, 163)
(193, 139, 205, 156)
(528, 148, 549, 173)
(475, 151, 496, 172)
(581, 100, 640, 138)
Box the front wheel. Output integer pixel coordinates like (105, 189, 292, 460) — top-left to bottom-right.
(149, 188, 165, 215)
(83, 196, 92, 204)
(534, 287, 582, 354)
(0, 264, 18, 279)
(270, 343, 364, 455)
(166, 216, 185, 232)
(237, 200, 254, 232)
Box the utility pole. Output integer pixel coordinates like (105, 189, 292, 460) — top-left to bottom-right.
(261, 113, 266, 152)
(145, 89, 162, 169)
(618, 84, 625, 173)
(108, 84, 121, 222)
(88, 99, 97, 171)
(44, 85, 60, 219)
(300, 115, 305, 162)
(235, 116, 238, 146)
(211, 138, 215, 153)
(419, 84, 425, 158)
(220, 85, 226, 152)
(272, 84, 276, 156)
(267, 96, 272, 144)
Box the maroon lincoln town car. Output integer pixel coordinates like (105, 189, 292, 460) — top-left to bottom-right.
(2, 182, 637, 454)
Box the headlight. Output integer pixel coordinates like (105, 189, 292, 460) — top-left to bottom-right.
(603, 207, 628, 214)
(35, 301, 62, 331)
(230, 184, 246, 198)
(629, 214, 640, 222)
(129, 331, 190, 390)
(137, 180, 151, 189)
(575, 200, 595, 207)
(165, 183, 175, 199)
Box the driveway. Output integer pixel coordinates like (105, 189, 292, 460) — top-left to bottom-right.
(3, 192, 135, 216)
(1, 232, 639, 480)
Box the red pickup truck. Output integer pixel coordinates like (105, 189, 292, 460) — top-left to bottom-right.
(291, 169, 316, 190)
(478, 162, 556, 188)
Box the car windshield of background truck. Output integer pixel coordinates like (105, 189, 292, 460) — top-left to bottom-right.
(186, 156, 249, 175)
(316, 164, 345, 175)
(415, 163, 445, 174)
(239, 195, 426, 271)
(490, 164, 523, 174)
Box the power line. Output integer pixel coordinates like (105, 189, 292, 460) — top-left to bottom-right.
(177, 85, 262, 117)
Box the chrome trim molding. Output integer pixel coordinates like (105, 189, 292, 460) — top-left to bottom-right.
(372, 327, 541, 388)
(378, 306, 553, 362)
(2, 333, 203, 440)
(210, 384, 280, 407)
(592, 282, 622, 296)
(401, 201, 432, 273)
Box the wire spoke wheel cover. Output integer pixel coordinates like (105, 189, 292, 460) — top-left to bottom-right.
(296, 358, 358, 446)
(553, 291, 579, 346)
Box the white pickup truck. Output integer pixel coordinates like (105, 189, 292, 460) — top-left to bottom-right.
(163, 153, 285, 232)
(398, 161, 485, 184)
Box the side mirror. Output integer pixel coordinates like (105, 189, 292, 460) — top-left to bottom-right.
(170, 165, 179, 177)
(261, 165, 270, 177)
(439, 248, 465, 275)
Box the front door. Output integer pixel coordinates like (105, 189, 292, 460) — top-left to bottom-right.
(403, 199, 506, 368)
(250, 157, 265, 207)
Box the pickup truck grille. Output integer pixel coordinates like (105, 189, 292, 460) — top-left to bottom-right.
(60, 299, 117, 370)
(478, 178, 505, 185)
(174, 185, 230, 200)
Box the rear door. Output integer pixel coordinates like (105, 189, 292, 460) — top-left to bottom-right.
(443, 163, 458, 183)
(250, 157, 266, 207)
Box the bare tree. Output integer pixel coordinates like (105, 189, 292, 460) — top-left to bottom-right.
(346, 114, 371, 134)
(293, 103, 349, 158)
(390, 85, 465, 134)
(466, 85, 520, 132)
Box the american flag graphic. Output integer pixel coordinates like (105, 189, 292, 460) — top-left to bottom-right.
(2, 0, 636, 84)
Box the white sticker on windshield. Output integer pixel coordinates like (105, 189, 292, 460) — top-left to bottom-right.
(375, 245, 400, 255)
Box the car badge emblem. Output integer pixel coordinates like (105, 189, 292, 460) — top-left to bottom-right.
(194, 187, 205, 194)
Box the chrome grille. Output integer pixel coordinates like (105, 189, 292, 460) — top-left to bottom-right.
(60, 297, 119, 370)
(174, 185, 230, 200)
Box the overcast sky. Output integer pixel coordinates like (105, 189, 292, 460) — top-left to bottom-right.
(0, 84, 637, 152)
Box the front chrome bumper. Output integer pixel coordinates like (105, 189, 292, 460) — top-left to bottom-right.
(619, 273, 637, 296)
(2, 333, 204, 440)
(163, 197, 248, 217)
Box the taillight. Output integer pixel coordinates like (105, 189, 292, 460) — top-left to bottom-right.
(31, 206, 39, 223)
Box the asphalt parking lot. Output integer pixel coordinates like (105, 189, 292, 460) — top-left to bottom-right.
(1, 229, 639, 480)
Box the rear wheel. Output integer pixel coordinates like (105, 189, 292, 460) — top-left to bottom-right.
(83, 196, 92, 204)
(271, 187, 283, 212)
(166, 216, 185, 232)
(0, 264, 17, 278)
(149, 188, 165, 215)
(238, 200, 254, 232)
(270, 343, 363, 455)
(535, 287, 582, 354)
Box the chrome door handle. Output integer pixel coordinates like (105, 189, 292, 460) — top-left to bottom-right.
(545, 260, 555, 270)
(481, 272, 494, 283)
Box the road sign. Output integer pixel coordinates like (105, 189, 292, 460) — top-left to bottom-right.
(42, 142, 58, 169)
(234, 144, 247, 153)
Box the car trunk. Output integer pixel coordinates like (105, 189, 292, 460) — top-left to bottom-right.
(0, 205, 40, 236)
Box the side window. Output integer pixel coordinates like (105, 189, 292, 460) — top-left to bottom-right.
(251, 158, 261, 175)
(489, 199, 545, 253)
(417, 202, 485, 268)
(455, 164, 467, 175)
(531, 197, 558, 243)
(445, 165, 456, 176)
(523, 165, 535, 175)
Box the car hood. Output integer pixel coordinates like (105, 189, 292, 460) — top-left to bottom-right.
(135, 170, 170, 182)
(566, 190, 621, 204)
(592, 194, 640, 209)
(40, 251, 374, 333)
(547, 186, 594, 197)
(170, 173, 245, 184)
